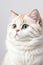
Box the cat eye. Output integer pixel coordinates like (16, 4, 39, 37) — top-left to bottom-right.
(12, 24, 16, 28)
(22, 24, 29, 29)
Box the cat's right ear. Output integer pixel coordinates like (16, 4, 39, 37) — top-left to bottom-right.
(9, 10, 19, 20)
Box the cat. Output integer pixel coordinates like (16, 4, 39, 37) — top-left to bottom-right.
(2, 9, 43, 65)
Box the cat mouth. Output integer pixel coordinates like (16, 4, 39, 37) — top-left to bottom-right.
(15, 33, 33, 41)
(15, 33, 19, 38)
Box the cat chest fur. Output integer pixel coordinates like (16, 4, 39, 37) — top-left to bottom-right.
(8, 44, 42, 65)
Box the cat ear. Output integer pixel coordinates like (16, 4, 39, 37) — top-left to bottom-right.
(29, 9, 41, 22)
(9, 10, 19, 20)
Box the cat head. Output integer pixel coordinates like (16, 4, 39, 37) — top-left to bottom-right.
(7, 9, 42, 41)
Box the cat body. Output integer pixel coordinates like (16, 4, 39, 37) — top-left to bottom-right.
(2, 9, 43, 65)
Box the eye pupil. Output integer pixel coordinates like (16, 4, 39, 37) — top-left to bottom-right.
(22, 24, 28, 29)
(12, 24, 16, 28)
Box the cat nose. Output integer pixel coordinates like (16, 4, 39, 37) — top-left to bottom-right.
(16, 29, 20, 32)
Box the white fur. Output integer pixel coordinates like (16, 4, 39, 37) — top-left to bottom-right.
(2, 12, 43, 65)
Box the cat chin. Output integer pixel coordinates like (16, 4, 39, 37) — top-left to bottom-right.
(15, 36, 21, 40)
(15, 35, 32, 41)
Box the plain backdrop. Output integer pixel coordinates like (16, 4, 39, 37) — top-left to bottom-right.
(0, 0, 43, 65)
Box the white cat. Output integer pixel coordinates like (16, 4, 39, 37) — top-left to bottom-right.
(2, 9, 43, 65)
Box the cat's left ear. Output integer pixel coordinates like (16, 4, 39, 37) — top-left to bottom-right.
(9, 10, 19, 20)
(29, 9, 42, 25)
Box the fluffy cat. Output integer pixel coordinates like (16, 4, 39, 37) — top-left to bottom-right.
(2, 9, 43, 65)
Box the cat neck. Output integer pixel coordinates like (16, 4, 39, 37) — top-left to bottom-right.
(6, 34, 43, 52)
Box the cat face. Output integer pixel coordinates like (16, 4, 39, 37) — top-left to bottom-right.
(8, 9, 42, 41)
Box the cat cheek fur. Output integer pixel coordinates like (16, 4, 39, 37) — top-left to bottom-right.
(7, 27, 16, 40)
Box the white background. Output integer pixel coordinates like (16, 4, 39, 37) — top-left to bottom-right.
(0, 0, 43, 65)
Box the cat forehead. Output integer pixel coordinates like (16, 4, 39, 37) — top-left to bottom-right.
(24, 15, 36, 24)
(12, 15, 24, 23)
(11, 15, 35, 25)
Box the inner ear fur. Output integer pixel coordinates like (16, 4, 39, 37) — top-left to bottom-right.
(28, 9, 42, 26)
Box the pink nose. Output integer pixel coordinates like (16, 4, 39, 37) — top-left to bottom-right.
(16, 29, 20, 32)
